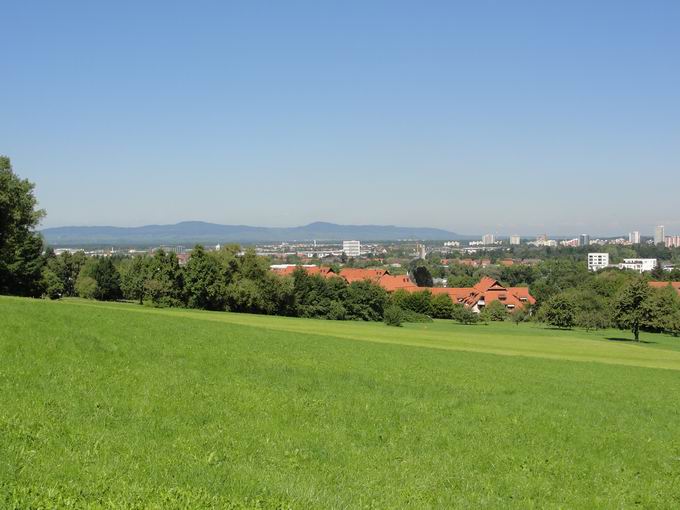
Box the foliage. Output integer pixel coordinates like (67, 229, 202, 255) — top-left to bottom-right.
(612, 278, 651, 341)
(451, 304, 479, 325)
(542, 295, 576, 329)
(481, 300, 507, 322)
(430, 293, 455, 319)
(0, 156, 46, 297)
(383, 305, 403, 327)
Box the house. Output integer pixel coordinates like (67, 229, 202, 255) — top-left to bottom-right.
(649, 281, 680, 296)
(338, 268, 389, 283)
(407, 277, 535, 313)
(271, 265, 337, 278)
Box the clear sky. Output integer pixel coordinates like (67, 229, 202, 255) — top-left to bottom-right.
(2, 1, 679, 236)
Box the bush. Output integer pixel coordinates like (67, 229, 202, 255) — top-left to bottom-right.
(431, 294, 455, 319)
(383, 306, 403, 327)
(451, 304, 479, 325)
(481, 300, 507, 322)
(400, 308, 433, 323)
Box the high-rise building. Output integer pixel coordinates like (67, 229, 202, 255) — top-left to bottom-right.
(655, 226, 665, 245)
(579, 234, 590, 247)
(629, 231, 641, 244)
(482, 234, 495, 245)
(587, 253, 610, 272)
(342, 240, 361, 258)
(666, 236, 680, 248)
(510, 235, 521, 245)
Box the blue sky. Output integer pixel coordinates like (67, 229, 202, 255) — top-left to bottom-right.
(2, 1, 679, 236)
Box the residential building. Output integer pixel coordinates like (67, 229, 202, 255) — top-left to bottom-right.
(629, 231, 641, 244)
(482, 234, 495, 245)
(510, 235, 521, 245)
(665, 236, 680, 248)
(655, 226, 665, 245)
(619, 258, 657, 273)
(588, 253, 610, 272)
(271, 265, 337, 278)
(579, 234, 590, 247)
(342, 240, 361, 258)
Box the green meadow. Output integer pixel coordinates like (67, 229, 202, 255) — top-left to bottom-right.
(2, 296, 680, 508)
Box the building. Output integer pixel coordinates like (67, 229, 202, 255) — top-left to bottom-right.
(619, 258, 657, 273)
(416, 243, 426, 259)
(655, 226, 665, 245)
(342, 240, 361, 258)
(510, 235, 521, 245)
(629, 231, 641, 244)
(588, 253, 610, 272)
(271, 265, 337, 278)
(665, 236, 680, 248)
(482, 234, 495, 245)
(579, 234, 590, 247)
(536, 234, 547, 243)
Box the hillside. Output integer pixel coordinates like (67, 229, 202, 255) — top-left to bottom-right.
(2, 297, 680, 507)
(40, 221, 468, 245)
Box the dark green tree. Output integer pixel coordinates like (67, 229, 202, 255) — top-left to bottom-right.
(119, 255, 150, 305)
(542, 294, 576, 329)
(430, 293, 455, 319)
(184, 246, 225, 310)
(612, 278, 651, 341)
(0, 156, 46, 296)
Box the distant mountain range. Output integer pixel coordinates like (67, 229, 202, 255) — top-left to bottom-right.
(40, 221, 471, 246)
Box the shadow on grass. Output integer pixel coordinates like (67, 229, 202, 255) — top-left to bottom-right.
(606, 337, 656, 345)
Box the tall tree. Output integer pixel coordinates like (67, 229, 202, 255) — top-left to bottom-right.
(0, 156, 46, 296)
(612, 278, 651, 341)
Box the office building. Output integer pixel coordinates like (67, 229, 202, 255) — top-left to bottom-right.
(510, 235, 521, 245)
(619, 258, 657, 273)
(629, 231, 640, 244)
(655, 226, 665, 245)
(579, 234, 590, 247)
(342, 240, 361, 258)
(588, 253, 610, 272)
(482, 234, 495, 245)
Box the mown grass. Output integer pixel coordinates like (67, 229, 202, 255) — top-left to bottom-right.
(2, 296, 680, 508)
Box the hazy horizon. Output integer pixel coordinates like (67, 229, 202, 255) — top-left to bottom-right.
(3, 1, 679, 236)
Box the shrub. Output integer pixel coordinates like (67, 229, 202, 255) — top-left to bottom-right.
(383, 306, 403, 327)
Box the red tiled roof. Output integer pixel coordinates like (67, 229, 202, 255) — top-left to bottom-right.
(377, 274, 418, 292)
(339, 268, 389, 283)
(271, 266, 336, 278)
(649, 281, 680, 295)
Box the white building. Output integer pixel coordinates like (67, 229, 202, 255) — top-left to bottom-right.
(588, 253, 610, 272)
(482, 234, 495, 245)
(444, 240, 460, 247)
(655, 226, 665, 245)
(579, 234, 590, 247)
(629, 231, 640, 244)
(510, 235, 521, 245)
(342, 240, 361, 258)
(665, 236, 680, 248)
(618, 258, 657, 273)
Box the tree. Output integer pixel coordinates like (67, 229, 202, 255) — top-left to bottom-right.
(145, 250, 185, 307)
(430, 293, 455, 319)
(0, 156, 46, 296)
(481, 300, 508, 322)
(451, 304, 479, 325)
(612, 278, 651, 341)
(511, 307, 529, 326)
(184, 246, 225, 310)
(119, 255, 149, 305)
(344, 280, 388, 321)
(643, 285, 680, 336)
(411, 264, 434, 287)
(542, 295, 576, 329)
(90, 257, 121, 301)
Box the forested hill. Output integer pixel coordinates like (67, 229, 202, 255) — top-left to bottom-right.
(41, 221, 469, 245)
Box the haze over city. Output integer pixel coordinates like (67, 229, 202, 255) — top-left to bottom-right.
(3, 1, 679, 236)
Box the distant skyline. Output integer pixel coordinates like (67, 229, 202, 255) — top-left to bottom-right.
(2, 1, 679, 236)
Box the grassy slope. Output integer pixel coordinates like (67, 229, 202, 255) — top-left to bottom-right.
(1, 297, 680, 508)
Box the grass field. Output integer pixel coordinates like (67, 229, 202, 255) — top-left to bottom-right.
(2, 296, 680, 508)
